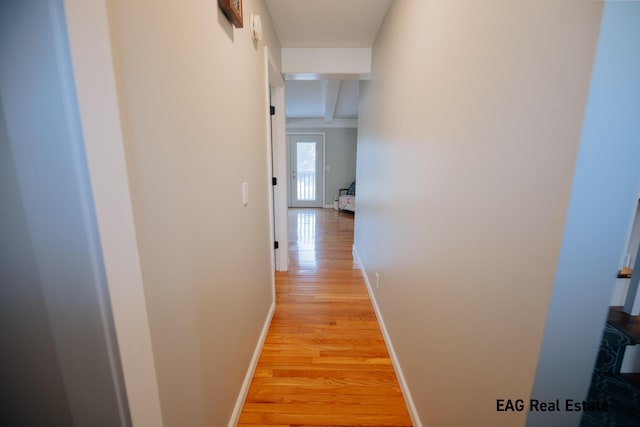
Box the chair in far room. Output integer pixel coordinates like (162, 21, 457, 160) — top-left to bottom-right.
(338, 181, 356, 213)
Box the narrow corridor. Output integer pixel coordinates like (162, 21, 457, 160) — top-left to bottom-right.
(238, 208, 412, 426)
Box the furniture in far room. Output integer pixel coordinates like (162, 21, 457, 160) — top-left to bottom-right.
(338, 181, 356, 213)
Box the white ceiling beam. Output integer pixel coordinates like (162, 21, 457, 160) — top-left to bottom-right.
(323, 80, 340, 123)
(287, 118, 358, 129)
(285, 73, 366, 81)
(282, 48, 371, 74)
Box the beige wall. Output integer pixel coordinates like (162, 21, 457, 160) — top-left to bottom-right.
(106, 0, 281, 425)
(355, 1, 602, 426)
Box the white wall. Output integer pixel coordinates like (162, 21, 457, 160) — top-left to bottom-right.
(529, 3, 640, 426)
(64, 0, 164, 424)
(354, 1, 603, 426)
(282, 48, 371, 74)
(105, 0, 282, 425)
(288, 127, 357, 206)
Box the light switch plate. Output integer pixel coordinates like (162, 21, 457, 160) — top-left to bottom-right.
(242, 182, 248, 206)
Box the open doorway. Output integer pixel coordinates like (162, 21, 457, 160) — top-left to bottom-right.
(582, 193, 640, 427)
(285, 79, 359, 213)
(287, 133, 325, 208)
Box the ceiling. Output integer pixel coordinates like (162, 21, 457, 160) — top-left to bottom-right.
(285, 80, 360, 119)
(264, 0, 393, 123)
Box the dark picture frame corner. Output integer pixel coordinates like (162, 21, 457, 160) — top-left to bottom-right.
(220, 0, 243, 28)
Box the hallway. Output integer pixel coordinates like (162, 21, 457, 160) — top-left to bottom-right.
(238, 209, 412, 426)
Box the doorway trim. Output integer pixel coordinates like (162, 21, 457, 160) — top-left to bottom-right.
(265, 49, 288, 274)
(63, 1, 163, 425)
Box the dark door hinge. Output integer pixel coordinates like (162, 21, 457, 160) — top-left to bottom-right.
(270, 106, 275, 115)
(272, 177, 277, 185)
(274, 241, 279, 250)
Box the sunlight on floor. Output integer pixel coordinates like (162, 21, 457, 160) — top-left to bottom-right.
(295, 209, 317, 268)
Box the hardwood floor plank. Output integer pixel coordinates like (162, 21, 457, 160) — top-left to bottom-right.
(238, 411, 412, 426)
(239, 208, 412, 426)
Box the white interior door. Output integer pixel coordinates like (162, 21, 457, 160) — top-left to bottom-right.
(288, 134, 324, 207)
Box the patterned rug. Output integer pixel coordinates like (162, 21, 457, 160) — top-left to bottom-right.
(581, 323, 640, 426)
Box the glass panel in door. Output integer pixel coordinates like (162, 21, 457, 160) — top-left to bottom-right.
(289, 135, 324, 208)
(296, 142, 316, 201)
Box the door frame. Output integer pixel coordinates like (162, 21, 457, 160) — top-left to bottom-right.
(55, 1, 162, 425)
(287, 132, 326, 208)
(265, 48, 288, 274)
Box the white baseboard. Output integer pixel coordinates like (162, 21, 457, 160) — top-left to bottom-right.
(352, 245, 423, 427)
(227, 302, 275, 427)
(323, 204, 335, 209)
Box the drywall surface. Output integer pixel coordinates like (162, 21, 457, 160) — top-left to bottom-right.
(281, 48, 371, 74)
(63, 0, 164, 424)
(106, 0, 281, 425)
(528, 2, 640, 426)
(354, 1, 602, 426)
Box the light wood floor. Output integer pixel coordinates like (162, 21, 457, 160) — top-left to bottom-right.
(238, 208, 412, 427)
